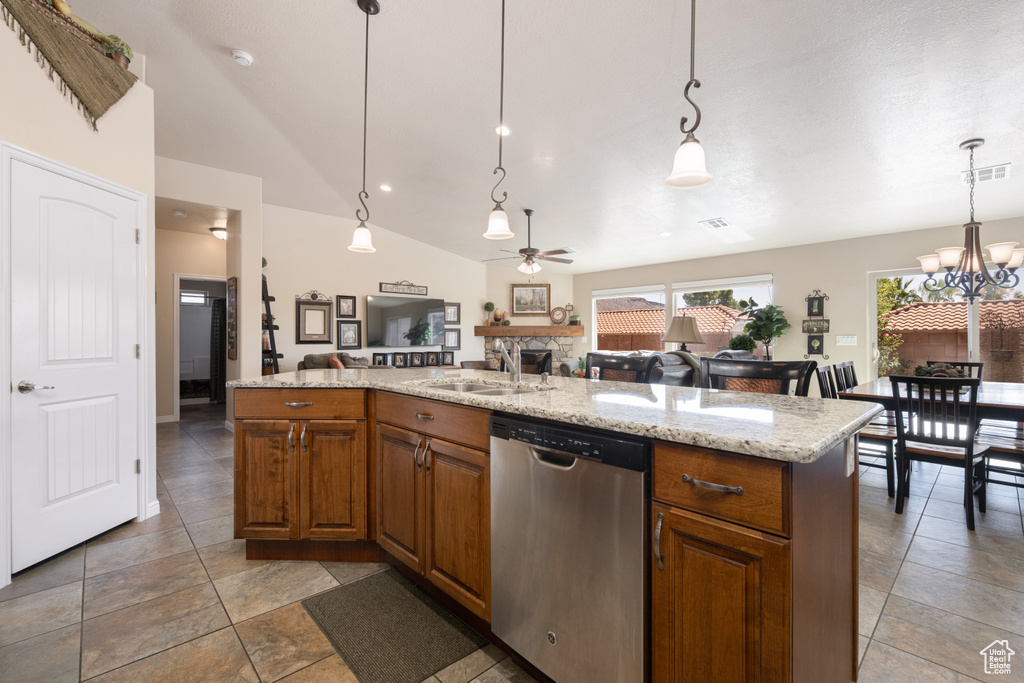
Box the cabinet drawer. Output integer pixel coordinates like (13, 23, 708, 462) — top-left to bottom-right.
(654, 442, 790, 536)
(375, 392, 490, 451)
(235, 389, 366, 420)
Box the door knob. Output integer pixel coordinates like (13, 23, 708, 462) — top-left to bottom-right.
(17, 381, 54, 394)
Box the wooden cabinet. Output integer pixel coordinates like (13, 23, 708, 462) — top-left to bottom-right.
(375, 392, 491, 621)
(234, 390, 367, 542)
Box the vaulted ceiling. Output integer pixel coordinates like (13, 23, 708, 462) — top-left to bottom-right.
(85, 0, 1024, 273)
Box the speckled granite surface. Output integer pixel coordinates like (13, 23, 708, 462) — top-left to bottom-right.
(229, 369, 883, 463)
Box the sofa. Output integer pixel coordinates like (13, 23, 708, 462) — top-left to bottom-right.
(296, 352, 370, 370)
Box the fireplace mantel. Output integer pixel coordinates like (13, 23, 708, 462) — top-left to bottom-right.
(473, 325, 584, 337)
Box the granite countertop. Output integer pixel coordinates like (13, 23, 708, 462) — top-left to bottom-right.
(228, 369, 883, 464)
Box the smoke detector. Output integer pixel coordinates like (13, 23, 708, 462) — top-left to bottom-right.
(962, 163, 1010, 184)
(173, 209, 187, 218)
(232, 49, 254, 67)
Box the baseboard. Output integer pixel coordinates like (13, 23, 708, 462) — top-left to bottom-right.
(155, 415, 176, 424)
(145, 499, 161, 520)
(224, 420, 234, 433)
(180, 398, 210, 406)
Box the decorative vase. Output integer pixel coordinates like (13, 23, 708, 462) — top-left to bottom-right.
(108, 52, 130, 69)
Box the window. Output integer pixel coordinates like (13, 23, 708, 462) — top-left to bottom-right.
(592, 285, 667, 352)
(670, 275, 773, 355)
(180, 290, 211, 306)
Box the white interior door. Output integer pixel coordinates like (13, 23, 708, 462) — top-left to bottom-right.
(10, 159, 140, 572)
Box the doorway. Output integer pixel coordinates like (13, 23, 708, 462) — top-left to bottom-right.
(176, 276, 228, 412)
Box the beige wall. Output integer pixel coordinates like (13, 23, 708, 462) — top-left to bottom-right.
(263, 204, 486, 371)
(156, 157, 262, 420)
(484, 267, 575, 327)
(154, 230, 227, 419)
(573, 216, 1024, 395)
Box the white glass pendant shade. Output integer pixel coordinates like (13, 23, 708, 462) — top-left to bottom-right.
(517, 260, 541, 275)
(484, 205, 514, 239)
(665, 134, 713, 189)
(1007, 248, 1024, 270)
(916, 254, 940, 274)
(348, 222, 376, 253)
(209, 227, 227, 240)
(985, 242, 1020, 265)
(936, 246, 965, 269)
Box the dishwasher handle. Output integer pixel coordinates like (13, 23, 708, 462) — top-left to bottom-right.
(530, 447, 578, 470)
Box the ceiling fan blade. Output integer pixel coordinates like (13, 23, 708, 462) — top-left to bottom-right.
(481, 256, 521, 262)
(536, 249, 570, 257)
(499, 249, 524, 255)
(536, 255, 574, 264)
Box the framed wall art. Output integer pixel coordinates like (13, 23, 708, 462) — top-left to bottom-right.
(444, 302, 461, 325)
(807, 335, 824, 356)
(510, 283, 550, 316)
(226, 276, 238, 360)
(295, 298, 333, 344)
(443, 329, 461, 350)
(336, 295, 356, 319)
(337, 320, 362, 350)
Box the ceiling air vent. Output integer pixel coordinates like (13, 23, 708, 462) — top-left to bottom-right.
(962, 163, 1011, 184)
(698, 217, 729, 230)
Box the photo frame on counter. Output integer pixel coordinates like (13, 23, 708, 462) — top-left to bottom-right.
(441, 351, 454, 366)
(444, 302, 461, 324)
(409, 352, 424, 367)
(337, 320, 362, 349)
(426, 351, 439, 366)
(393, 353, 407, 368)
(336, 295, 356, 318)
(372, 352, 389, 366)
(511, 283, 550, 316)
(295, 298, 333, 344)
(443, 329, 461, 350)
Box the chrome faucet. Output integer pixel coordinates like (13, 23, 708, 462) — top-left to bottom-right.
(492, 338, 522, 382)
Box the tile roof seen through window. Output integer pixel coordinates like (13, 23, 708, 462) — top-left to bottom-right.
(597, 304, 748, 336)
(886, 299, 1024, 331)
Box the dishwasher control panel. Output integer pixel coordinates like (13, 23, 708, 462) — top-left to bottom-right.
(490, 415, 650, 472)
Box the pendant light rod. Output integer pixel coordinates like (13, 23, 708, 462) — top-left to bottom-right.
(679, 0, 701, 136)
(356, 5, 372, 223)
(490, 0, 507, 205)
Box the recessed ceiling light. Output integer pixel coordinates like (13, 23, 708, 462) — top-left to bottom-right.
(495, 126, 510, 136)
(232, 49, 254, 67)
(173, 209, 187, 218)
(379, 184, 392, 192)
(659, 232, 672, 237)
(209, 227, 227, 240)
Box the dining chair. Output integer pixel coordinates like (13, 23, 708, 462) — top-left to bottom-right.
(501, 349, 552, 375)
(585, 353, 662, 383)
(700, 358, 817, 397)
(819, 365, 896, 497)
(889, 375, 989, 530)
(925, 360, 985, 380)
(834, 360, 857, 390)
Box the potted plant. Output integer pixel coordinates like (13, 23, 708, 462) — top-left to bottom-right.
(484, 301, 496, 325)
(739, 298, 791, 361)
(728, 334, 758, 354)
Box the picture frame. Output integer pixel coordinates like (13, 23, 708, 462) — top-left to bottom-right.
(372, 352, 389, 366)
(410, 352, 424, 367)
(801, 319, 831, 334)
(807, 334, 824, 356)
(443, 328, 461, 350)
(337, 320, 362, 349)
(336, 295, 356, 319)
(444, 302, 461, 325)
(426, 352, 439, 366)
(441, 351, 454, 366)
(393, 353, 407, 368)
(226, 277, 238, 360)
(380, 281, 428, 296)
(296, 299, 333, 344)
(510, 283, 550, 316)
(807, 296, 825, 317)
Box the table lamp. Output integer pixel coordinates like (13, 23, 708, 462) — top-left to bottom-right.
(662, 316, 704, 352)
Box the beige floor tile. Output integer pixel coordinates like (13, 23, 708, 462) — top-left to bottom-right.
(215, 455, 235, 472)
(87, 506, 184, 548)
(279, 655, 358, 682)
(859, 584, 888, 637)
(930, 483, 1021, 513)
(470, 658, 538, 682)
(198, 539, 273, 581)
(892, 561, 1024, 637)
(858, 521, 913, 559)
(177, 494, 235, 525)
(915, 515, 1024, 562)
(235, 602, 336, 682)
(168, 478, 235, 505)
(859, 548, 903, 593)
(161, 466, 232, 491)
(905, 535, 1024, 595)
(924, 498, 1024, 535)
(859, 470, 895, 492)
(83, 550, 209, 619)
(186, 515, 235, 549)
(213, 561, 338, 622)
(0, 622, 80, 683)
(88, 626, 260, 683)
(858, 635, 870, 668)
(0, 545, 84, 603)
(873, 595, 1024, 681)
(858, 641, 981, 682)
(0, 581, 81, 647)
(859, 485, 927, 514)
(436, 643, 507, 683)
(80, 582, 230, 679)
(859, 497, 923, 536)
(85, 527, 194, 578)
(319, 561, 389, 586)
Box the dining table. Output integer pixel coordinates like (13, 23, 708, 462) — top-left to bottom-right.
(838, 377, 1024, 423)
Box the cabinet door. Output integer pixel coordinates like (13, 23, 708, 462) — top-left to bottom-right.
(652, 502, 791, 683)
(234, 420, 298, 540)
(377, 423, 424, 572)
(300, 420, 366, 541)
(423, 438, 490, 621)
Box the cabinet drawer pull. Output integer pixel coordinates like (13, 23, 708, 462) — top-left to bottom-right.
(681, 474, 744, 496)
(287, 423, 295, 453)
(654, 512, 664, 571)
(300, 423, 308, 452)
(285, 402, 314, 408)
(414, 438, 423, 472)
(415, 412, 435, 421)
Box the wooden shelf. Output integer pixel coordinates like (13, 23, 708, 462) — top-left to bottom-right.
(473, 325, 584, 337)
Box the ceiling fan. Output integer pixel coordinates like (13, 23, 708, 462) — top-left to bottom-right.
(483, 209, 575, 274)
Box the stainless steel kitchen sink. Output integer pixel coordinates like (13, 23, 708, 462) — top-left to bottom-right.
(471, 388, 533, 396)
(424, 382, 495, 392)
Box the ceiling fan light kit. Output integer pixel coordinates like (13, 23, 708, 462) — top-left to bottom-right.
(483, 0, 515, 240)
(665, 0, 713, 189)
(348, 0, 379, 253)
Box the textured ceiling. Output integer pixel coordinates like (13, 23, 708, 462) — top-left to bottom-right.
(155, 197, 235, 235)
(85, 0, 1024, 273)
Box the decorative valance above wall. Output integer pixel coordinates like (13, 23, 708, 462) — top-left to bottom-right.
(1, 0, 137, 130)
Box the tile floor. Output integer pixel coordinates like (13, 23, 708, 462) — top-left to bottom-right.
(0, 405, 533, 683)
(1, 405, 1022, 682)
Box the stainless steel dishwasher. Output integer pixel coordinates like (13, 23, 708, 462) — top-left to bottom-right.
(490, 415, 649, 683)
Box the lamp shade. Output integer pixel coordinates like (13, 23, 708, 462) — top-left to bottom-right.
(517, 260, 541, 275)
(985, 242, 1020, 265)
(916, 254, 940, 274)
(484, 206, 514, 239)
(665, 134, 713, 189)
(936, 246, 965, 269)
(348, 222, 376, 253)
(1008, 248, 1024, 270)
(662, 316, 705, 345)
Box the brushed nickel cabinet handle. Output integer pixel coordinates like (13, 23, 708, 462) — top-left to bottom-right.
(681, 473, 744, 496)
(413, 438, 423, 472)
(654, 512, 664, 571)
(300, 424, 308, 452)
(287, 423, 295, 453)
(415, 413, 435, 421)
(285, 402, 313, 408)
(424, 444, 432, 475)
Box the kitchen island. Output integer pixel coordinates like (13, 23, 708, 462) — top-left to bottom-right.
(228, 368, 882, 682)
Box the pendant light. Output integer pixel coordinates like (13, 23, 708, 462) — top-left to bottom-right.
(665, 0, 713, 189)
(483, 0, 514, 239)
(917, 139, 1021, 301)
(348, 0, 379, 253)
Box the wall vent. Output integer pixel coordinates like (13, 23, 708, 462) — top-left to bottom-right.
(962, 163, 1011, 184)
(698, 217, 729, 230)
